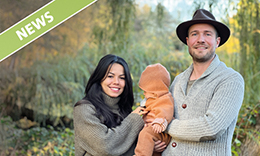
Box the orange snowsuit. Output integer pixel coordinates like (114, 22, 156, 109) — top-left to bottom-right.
(135, 63, 174, 156)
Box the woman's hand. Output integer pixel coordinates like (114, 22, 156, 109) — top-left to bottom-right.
(154, 140, 166, 152)
(132, 107, 148, 116)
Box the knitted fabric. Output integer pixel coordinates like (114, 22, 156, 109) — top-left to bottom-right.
(73, 93, 144, 156)
(163, 55, 244, 156)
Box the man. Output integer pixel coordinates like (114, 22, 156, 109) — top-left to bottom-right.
(162, 9, 244, 156)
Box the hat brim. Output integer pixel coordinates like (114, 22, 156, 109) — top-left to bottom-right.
(176, 20, 230, 47)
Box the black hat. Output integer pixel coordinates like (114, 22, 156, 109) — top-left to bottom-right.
(176, 9, 230, 47)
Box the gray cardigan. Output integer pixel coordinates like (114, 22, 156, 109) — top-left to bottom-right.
(73, 94, 144, 156)
(163, 55, 244, 156)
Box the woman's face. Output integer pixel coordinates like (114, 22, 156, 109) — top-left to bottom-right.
(101, 63, 125, 98)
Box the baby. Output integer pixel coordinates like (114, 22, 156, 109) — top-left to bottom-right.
(134, 63, 174, 156)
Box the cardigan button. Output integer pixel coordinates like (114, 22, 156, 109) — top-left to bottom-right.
(182, 104, 187, 109)
(172, 142, 177, 147)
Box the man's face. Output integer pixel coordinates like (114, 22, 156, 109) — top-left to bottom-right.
(186, 23, 220, 63)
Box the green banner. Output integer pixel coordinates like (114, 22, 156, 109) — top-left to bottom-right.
(0, 0, 97, 62)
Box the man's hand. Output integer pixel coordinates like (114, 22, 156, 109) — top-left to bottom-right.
(154, 140, 166, 152)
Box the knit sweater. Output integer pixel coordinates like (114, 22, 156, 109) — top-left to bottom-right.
(162, 55, 244, 156)
(73, 93, 144, 156)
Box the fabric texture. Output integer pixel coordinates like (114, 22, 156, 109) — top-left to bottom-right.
(135, 63, 174, 156)
(162, 55, 244, 156)
(138, 63, 174, 124)
(135, 124, 172, 156)
(74, 93, 144, 156)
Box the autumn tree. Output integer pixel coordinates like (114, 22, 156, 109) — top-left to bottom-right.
(232, 0, 260, 155)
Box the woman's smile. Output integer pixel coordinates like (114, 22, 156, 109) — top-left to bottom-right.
(101, 63, 125, 97)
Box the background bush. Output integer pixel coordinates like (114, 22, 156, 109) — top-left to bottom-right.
(0, 0, 259, 155)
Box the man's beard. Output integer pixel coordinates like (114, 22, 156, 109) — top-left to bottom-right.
(189, 50, 215, 63)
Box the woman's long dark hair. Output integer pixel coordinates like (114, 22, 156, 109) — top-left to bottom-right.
(75, 54, 134, 128)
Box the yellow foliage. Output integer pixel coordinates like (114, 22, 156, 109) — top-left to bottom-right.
(43, 146, 49, 151)
(33, 147, 38, 153)
(216, 16, 241, 57)
(217, 35, 240, 54)
(142, 4, 151, 15)
(253, 29, 260, 34)
(27, 151, 32, 156)
(53, 50, 58, 56)
(229, 18, 239, 28)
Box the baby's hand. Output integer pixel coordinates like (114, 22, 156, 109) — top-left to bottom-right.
(152, 123, 163, 133)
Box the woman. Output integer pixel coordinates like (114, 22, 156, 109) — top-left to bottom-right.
(74, 54, 165, 156)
